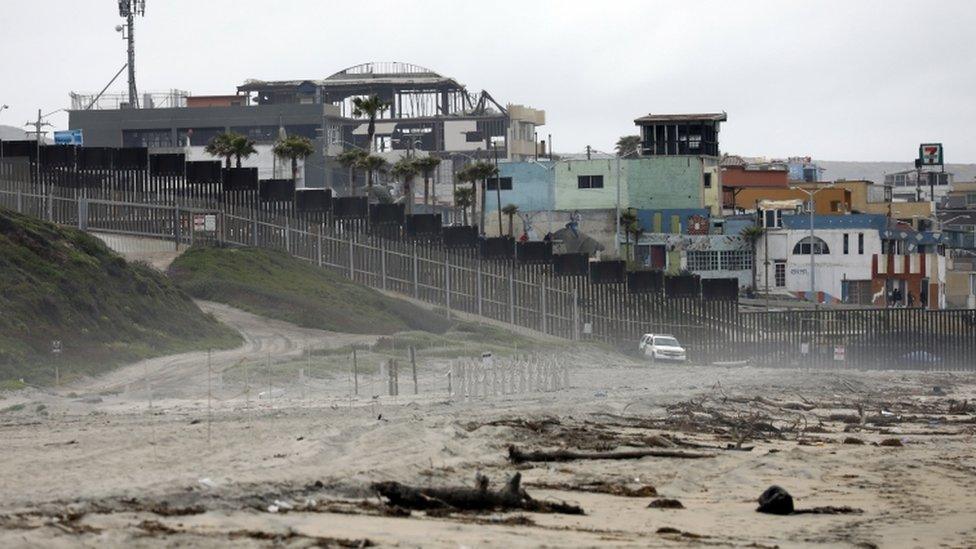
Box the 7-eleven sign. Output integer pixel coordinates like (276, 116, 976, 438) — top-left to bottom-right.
(919, 143, 943, 166)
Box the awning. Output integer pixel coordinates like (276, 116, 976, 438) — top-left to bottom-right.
(759, 199, 803, 210)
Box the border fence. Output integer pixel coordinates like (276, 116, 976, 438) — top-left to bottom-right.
(1, 143, 975, 370)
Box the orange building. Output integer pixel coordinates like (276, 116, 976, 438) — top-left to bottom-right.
(733, 186, 852, 215)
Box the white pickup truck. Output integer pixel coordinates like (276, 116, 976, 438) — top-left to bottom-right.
(638, 333, 687, 362)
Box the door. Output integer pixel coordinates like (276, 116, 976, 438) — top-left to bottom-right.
(650, 245, 666, 269)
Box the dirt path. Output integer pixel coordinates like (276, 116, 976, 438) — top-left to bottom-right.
(66, 301, 378, 401)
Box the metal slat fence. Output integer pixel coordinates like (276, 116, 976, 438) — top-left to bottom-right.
(2, 161, 975, 370)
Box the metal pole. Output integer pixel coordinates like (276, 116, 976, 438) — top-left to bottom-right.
(445, 254, 451, 318)
(615, 155, 621, 256)
(572, 288, 580, 340)
(412, 241, 419, 298)
(476, 259, 483, 317)
(348, 231, 355, 279)
(540, 279, 547, 334)
(494, 143, 503, 235)
(381, 237, 387, 290)
(508, 263, 515, 325)
(317, 224, 323, 267)
(125, 6, 139, 108)
(809, 193, 815, 298)
(174, 205, 181, 246)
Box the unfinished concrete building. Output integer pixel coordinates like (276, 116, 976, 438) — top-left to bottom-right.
(238, 62, 545, 162)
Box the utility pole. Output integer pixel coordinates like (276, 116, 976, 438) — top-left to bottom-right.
(493, 142, 502, 236)
(25, 109, 52, 186)
(118, 1, 146, 109)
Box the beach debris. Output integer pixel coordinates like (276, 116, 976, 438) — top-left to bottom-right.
(757, 486, 864, 515)
(508, 445, 714, 463)
(878, 438, 904, 447)
(843, 437, 865, 445)
(372, 472, 584, 515)
(527, 480, 657, 497)
(198, 478, 217, 489)
(648, 498, 684, 509)
(757, 485, 794, 515)
(932, 386, 945, 396)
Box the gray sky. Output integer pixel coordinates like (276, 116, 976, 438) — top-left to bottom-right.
(1, 0, 974, 161)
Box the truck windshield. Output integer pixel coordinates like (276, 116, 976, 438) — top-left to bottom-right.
(654, 337, 680, 347)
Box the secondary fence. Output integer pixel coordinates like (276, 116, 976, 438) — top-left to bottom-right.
(2, 148, 975, 370)
(449, 355, 570, 399)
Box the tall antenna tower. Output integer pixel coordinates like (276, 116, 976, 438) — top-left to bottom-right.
(117, 0, 146, 109)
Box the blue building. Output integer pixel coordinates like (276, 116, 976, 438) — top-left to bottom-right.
(484, 160, 555, 214)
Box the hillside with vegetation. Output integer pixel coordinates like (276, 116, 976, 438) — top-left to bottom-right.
(167, 247, 453, 335)
(0, 208, 242, 386)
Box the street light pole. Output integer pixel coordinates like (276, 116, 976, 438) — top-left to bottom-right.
(790, 184, 834, 300)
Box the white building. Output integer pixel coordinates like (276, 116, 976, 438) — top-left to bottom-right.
(757, 214, 884, 303)
(756, 213, 948, 307)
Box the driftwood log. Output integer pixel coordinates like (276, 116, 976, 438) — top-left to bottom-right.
(371, 473, 583, 515)
(508, 445, 714, 464)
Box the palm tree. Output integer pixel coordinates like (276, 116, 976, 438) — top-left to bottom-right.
(615, 135, 642, 158)
(467, 161, 498, 233)
(352, 95, 389, 153)
(228, 134, 257, 168)
(356, 154, 389, 199)
(502, 204, 519, 237)
(337, 149, 367, 196)
(453, 187, 474, 225)
(272, 136, 314, 184)
(740, 225, 765, 292)
(204, 132, 235, 168)
(454, 164, 477, 226)
(391, 157, 420, 214)
(619, 209, 639, 260)
(413, 156, 442, 206)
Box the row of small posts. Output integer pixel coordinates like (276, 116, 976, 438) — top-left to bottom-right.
(448, 354, 569, 399)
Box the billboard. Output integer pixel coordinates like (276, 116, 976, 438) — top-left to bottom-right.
(53, 129, 83, 146)
(919, 143, 943, 166)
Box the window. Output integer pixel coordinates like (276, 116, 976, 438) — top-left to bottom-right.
(792, 236, 830, 255)
(762, 209, 782, 228)
(843, 233, 849, 255)
(230, 125, 280, 143)
(831, 201, 843, 212)
(858, 233, 864, 254)
(686, 251, 720, 271)
(486, 177, 513, 191)
(970, 274, 976, 295)
(122, 129, 173, 148)
(176, 127, 224, 147)
(577, 175, 604, 189)
(967, 193, 976, 207)
(721, 250, 753, 271)
(703, 173, 712, 188)
(774, 261, 786, 287)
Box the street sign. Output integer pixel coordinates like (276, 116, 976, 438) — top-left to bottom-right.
(919, 143, 943, 166)
(53, 130, 83, 146)
(834, 345, 846, 361)
(51, 340, 62, 354)
(193, 213, 217, 233)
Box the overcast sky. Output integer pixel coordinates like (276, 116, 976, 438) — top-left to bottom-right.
(1, 0, 974, 161)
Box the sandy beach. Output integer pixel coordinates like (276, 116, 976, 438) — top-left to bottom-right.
(1, 303, 974, 548)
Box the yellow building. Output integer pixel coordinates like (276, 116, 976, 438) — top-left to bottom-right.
(829, 180, 934, 225)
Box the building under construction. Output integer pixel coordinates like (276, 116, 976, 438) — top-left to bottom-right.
(68, 62, 546, 193)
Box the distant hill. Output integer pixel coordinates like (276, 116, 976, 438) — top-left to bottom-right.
(816, 160, 976, 184)
(0, 124, 52, 143)
(0, 208, 241, 384)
